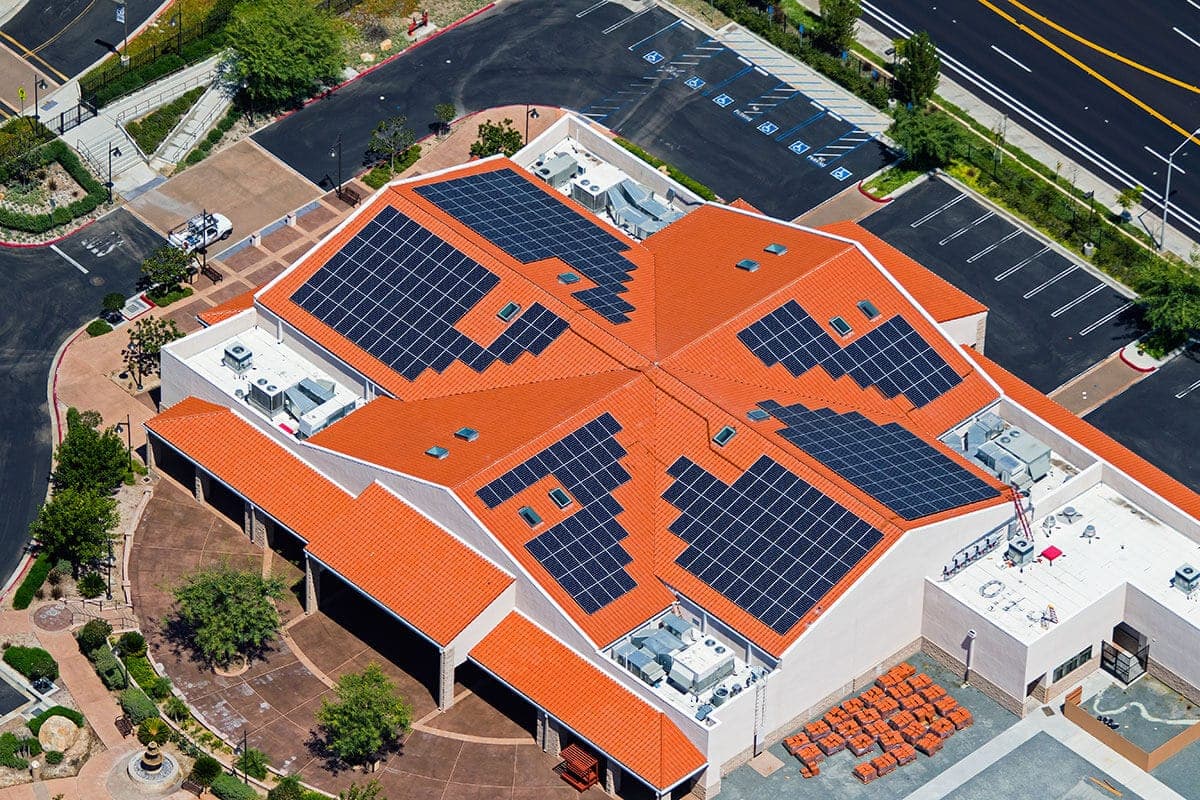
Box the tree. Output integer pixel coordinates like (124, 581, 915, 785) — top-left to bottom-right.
(172, 566, 286, 667)
(368, 115, 415, 173)
(1136, 263, 1200, 351)
(235, 747, 270, 780)
(122, 317, 184, 390)
(889, 107, 962, 170)
(317, 663, 412, 765)
(895, 31, 940, 108)
(102, 292, 126, 317)
(469, 118, 524, 159)
(268, 776, 307, 800)
(1117, 185, 1144, 219)
(434, 103, 456, 138)
(815, 0, 861, 55)
(52, 407, 129, 493)
(226, 0, 348, 109)
(339, 781, 385, 800)
(141, 245, 192, 293)
(29, 488, 118, 571)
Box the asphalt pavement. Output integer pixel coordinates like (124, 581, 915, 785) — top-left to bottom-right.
(1086, 348, 1200, 493)
(861, 0, 1200, 242)
(253, 0, 890, 220)
(1, 0, 161, 81)
(0, 209, 161, 582)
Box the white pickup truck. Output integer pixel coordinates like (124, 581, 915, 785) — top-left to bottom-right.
(168, 211, 233, 253)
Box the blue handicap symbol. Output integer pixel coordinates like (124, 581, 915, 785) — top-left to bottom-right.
(643, 50, 665, 64)
(757, 121, 780, 136)
(831, 166, 853, 181)
(685, 76, 706, 90)
(713, 93, 733, 107)
(788, 140, 810, 155)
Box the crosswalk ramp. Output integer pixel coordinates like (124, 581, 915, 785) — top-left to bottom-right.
(713, 26, 891, 138)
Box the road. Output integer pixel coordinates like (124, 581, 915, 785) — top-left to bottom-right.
(861, 0, 1200, 241)
(0, 209, 161, 582)
(1, 0, 161, 82)
(254, 0, 890, 220)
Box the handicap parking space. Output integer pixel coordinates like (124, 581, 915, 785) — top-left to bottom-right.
(1086, 350, 1200, 493)
(862, 178, 1143, 393)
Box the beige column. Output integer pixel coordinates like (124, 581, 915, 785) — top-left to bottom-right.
(437, 646, 456, 711)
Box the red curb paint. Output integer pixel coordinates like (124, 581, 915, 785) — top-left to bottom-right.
(0, 217, 97, 249)
(1118, 348, 1157, 373)
(857, 181, 892, 204)
(52, 328, 89, 445)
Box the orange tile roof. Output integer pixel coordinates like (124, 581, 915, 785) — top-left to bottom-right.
(470, 613, 706, 790)
(197, 286, 258, 327)
(146, 397, 512, 646)
(966, 349, 1200, 521)
(820, 221, 988, 323)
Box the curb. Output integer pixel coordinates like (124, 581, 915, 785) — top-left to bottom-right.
(1118, 347, 1158, 374)
(857, 180, 892, 204)
(0, 217, 98, 249)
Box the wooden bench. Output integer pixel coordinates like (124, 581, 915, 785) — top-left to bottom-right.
(181, 779, 203, 797)
(336, 185, 361, 206)
(114, 715, 133, 737)
(200, 263, 223, 283)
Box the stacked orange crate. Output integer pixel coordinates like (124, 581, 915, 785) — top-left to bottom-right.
(892, 743, 918, 766)
(817, 733, 847, 756)
(871, 752, 898, 776)
(852, 762, 878, 784)
(847, 732, 875, 756)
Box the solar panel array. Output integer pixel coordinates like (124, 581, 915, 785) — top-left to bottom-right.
(290, 207, 569, 381)
(415, 169, 637, 324)
(737, 301, 963, 407)
(477, 414, 637, 614)
(759, 400, 1000, 520)
(663, 455, 883, 634)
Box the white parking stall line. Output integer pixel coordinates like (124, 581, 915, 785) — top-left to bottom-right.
(970, 211, 994, 225)
(669, 60, 700, 66)
(910, 194, 965, 227)
(990, 44, 1032, 72)
(1079, 302, 1133, 336)
(1023, 265, 1078, 298)
(753, 66, 768, 75)
(938, 211, 994, 246)
(995, 246, 1049, 280)
(1174, 27, 1200, 49)
(576, 0, 608, 17)
(602, 7, 652, 34)
(51, 245, 88, 274)
(737, 56, 751, 65)
(1176, 377, 1200, 399)
(967, 230, 1022, 263)
(1050, 284, 1105, 317)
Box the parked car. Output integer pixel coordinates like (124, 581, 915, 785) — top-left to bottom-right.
(168, 212, 233, 253)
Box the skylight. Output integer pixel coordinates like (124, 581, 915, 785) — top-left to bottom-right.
(455, 427, 479, 442)
(747, 409, 771, 421)
(857, 300, 881, 320)
(549, 487, 573, 509)
(558, 272, 581, 284)
(736, 259, 760, 272)
(713, 426, 737, 446)
(518, 506, 543, 527)
(497, 302, 521, 322)
(426, 446, 449, 459)
(830, 316, 853, 336)
(764, 243, 788, 255)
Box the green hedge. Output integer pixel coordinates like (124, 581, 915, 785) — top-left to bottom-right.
(0, 732, 33, 769)
(92, 646, 127, 690)
(121, 650, 171, 699)
(148, 286, 193, 307)
(126, 86, 206, 155)
(86, 319, 113, 337)
(362, 144, 424, 189)
(177, 105, 240, 173)
(12, 553, 51, 610)
(611, 137, 717, 201)
(3, 646, 58, 681)
(0, 140, 107, 234)
(27, 706, 84, 736)
(120, 687, 158, 724)
(212, 772, 260, 800)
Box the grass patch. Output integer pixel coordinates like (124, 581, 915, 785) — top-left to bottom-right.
(12, 553, 51, 610)
(148, 286, 194, 307)
(863, 163, 923, 197)
(3, 646, 58, 681)
(126, 87, 206, 155)
(612, 137, 717, 201)
(361, 144, 423, 189)
(86, 319, 113, 337)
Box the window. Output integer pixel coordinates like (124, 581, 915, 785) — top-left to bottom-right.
(454, 427, 479, 442)
(548, 487, 572, 509)
(497, 302, 521, 322)
(518, 506, 543, 527)
(425, 446, 449, 459)
(747, 409, 771, 421)
(558, 272, 581, 285)
(712, 426, 737, 446)
(764, 243, 788, 255)
(1052, 646, 1093, 683)
(830, 316, 853, 336)
(857, 299, 881, 320)
(736, 259, 760, 272)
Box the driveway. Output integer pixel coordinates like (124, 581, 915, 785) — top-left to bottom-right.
(0, 0, 161, 81)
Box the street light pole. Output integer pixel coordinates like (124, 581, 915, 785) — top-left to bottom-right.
(331, 133, 342, 193)
(525, 105, 539, 144)
(106, 144, 121, 203)
(106, 536, 114, 600)
(1160, 125, 1200, 250)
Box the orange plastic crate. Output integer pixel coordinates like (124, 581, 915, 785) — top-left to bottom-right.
(893, 743, 918, 766)
(852, 762, 878, 784)
(930, 718, 956, 739)
(889, 710, 917, 731)
(796, 743, 824, 765)
(900, 722, 927, 744)
(847, 733, 875, 756)
(854, 706, 882, 726)
(915, 733, 944, 755)
(913, 704, 936, 724)
(817, 734, 847, 755)
(933, 696, 959, 716)
(842, 697, 866, 715)
(871, 752, 898, 776)
(921, 685, 947, 703)
(804, 720, 832, 740)
(784, 734, 810, 755)
(877, 730, 904, 751)
(873, 696, 900, 718)
(875, 673, 898, 690)
(950, 708, 974, 730)
(835, 720, 861, 739)
(909, 672, 932, 690)
(900, 695, 923, 712)
(800, 763, 820, 779)
(861, 686, 886, 704)
(865, 720, 891, 739)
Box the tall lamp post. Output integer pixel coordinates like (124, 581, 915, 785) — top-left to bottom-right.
(330, 133, 342, 194)
(115, 0, 130, 66)
(1160, 125, 1200, 250)
(114, 413, 132, 471)
(525, 105, 539, 144)
(32, 75, 45, 122)
(106, 143, 122, 204)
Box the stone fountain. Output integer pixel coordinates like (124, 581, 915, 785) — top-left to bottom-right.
(126, 741, 180, 791)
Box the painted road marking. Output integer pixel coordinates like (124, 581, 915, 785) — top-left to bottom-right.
(966, 230, 1022, 263)
(602, 7, 652, 34)
(643, 50, 665, 64)
(50, 244, 87, 274)
(990, 44, 1032, 72)
(757, 121, 779, 135)
(685, 76, 705, 89)
(1176, 377, 1200, 399)
(628, 20, 680, 50)
(714, 93, 733, 107)
(1051, 284, 1106, 317)
(909, 194, 965, 227)
(831, 166, 853, 181)
(938, 211, 995, 246)
(576, 0, 609, 17)
(1174, 27, 1200, 49)
(1079, 302, 1133, 335)
(995, 246, 1050, 280)
(1144, 145, 1187, 173)
(788, 140, 810, 155)
(1023, 265, 1078, 298)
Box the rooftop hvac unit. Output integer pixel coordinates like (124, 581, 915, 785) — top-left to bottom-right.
(973, 441, 1032, 488)
(977, 412, 1005, 438)
(612, 640, 637, 669)
(995, 426, 1052, 482)
(711, 684, 731, 707)
(641, 630, 684, 668)
(222, 341, 253, 374)
(534, 154, 577, 188)
(627, 648, 666, 686)
(1173, 564, 1200, 594)
(660, 613, 694, 640)
(1006, 537, 1035, 566)
(249, 377, 284, 416)
(667, 639, 736, 696)
(571, 177, 607, 212)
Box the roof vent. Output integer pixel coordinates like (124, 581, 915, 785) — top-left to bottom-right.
(222, 341, 253, 373)
(518, 506, 543, 527)
(830, 316, 852, 336)
(455, 427, 479, 442)
(549, 487, 572, 509)
(558, 272, 581, 285)
(736, 258, 760, 272)
(712, 426, 736, 446)
(425, 446, 449, 459)
(1006, 537, 1035, 566)
(764, 243, 787, 255)
(497, 302, 521, 322)
(857, 299, 881, 320)
(747, 409, 770, 421)
(1174, 564, 1200, 594)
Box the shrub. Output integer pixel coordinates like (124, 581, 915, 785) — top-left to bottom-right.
(235, 746, 269, 780)
(27, 706, 84, 736)
(198, 140, 212, 153)
(137, 716, 169, 745)
(3, 646, 58, 681)
(184, 148, 207, 165)
(86, 53, 187, 107)
(93, 647, 127, 689)
(120, 687, 159, 724)
(77, 572, 106, 599)
(0, 733, 27, 769)
(77, 619, 112, 655)
(13, 553, 51, 609)
(268, 775, 305, 800)
(206, 128, 223, 145)
(102, 292, 126, 313)
(45, 750, 63, 765)
(146, 675, 173, 701)
(189, 754, 223, 787)
(125, 86, 205, 154)
(163, 695, 189, 722)
(24, 738, 41, 756)
(211, 772, 259, 800)
(118, 631, 146, 657)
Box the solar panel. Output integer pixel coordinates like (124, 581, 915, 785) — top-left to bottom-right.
(290, 207, 568, 381)
(415, 169, 638, 324)
(477, 414, 636, 613)
(663, 455, 883, 634)
(759, 400, 1000, 519)
(737, 301, 963, 407)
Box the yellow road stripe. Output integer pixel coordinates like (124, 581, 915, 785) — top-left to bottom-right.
(27, 0, 100, 56)
(976, 0, 1200, 148)
(0, 32, 68, 82)
(999, 0, 1200, 96)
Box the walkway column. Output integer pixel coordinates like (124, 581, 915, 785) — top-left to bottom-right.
(603, 757, 622, 795)
(303, 556, 319, 615)
(193, 467, 210, 503)
(145, 434, 156, 472)
(437, 646, 455, 711)
(540, 712, 560, 754)
(244, 503, 268, 547)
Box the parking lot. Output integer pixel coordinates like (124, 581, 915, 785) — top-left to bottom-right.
(1086, 349, 1200, 493)
(862, 178, 1143, 393)
(254, 0, 890, 220)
